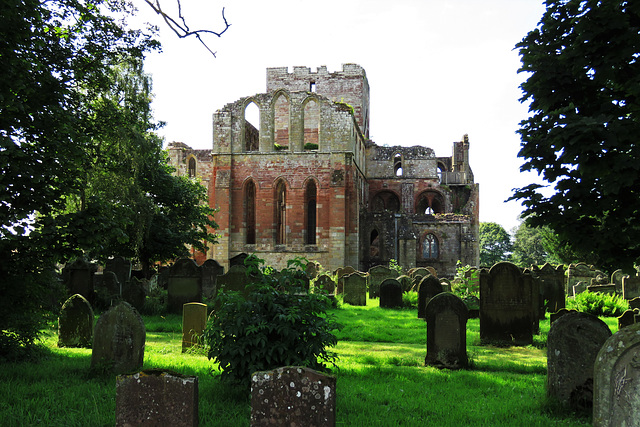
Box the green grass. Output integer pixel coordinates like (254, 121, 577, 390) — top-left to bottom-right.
(0, 297, 616, 426)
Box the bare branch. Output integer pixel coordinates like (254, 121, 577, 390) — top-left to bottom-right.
(143, 0, 230, 57)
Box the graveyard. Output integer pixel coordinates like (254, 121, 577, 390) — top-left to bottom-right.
(0, 290, 621, 426)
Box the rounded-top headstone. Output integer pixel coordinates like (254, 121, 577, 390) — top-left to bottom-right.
(58, 293, 94, 348)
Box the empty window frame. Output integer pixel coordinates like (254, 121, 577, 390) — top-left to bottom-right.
(423, 233, 439, 259)
(188, 157, 196, 178)
(305, 180, 317, 245)
(245, 180, 256, 244)
(275, 180, 287, 245)
(244, 101, 260, 152)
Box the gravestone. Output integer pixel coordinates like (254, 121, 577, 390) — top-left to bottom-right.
(367, 265, 397, 299)
(343, 273, 367, 306)
(116, 370, 198, 427)
(417, 275, 443, 319)
(566, 263, 597, 294)
(91, 301, 145, 375)
(62, 258, 97, 302)
(58, 294, 94, 348)
(379, 279, 403, 308)
(479, 262, 537, 345)
(251, 366, 336, 426)
(440, 278, 452, 293)
(531, 263, 565, 316)
(314, 274, 336, 295)
(306, 261, 320, 280)
(573, 281, 588, 297)
(335, 266, 356, 294)
(201, 259, 224, 299)
(617, 309, 637, 330)
(182, 303, 208, 352)
(425, 266, 437, 278)
(629, 297, 640, 310)
(229, 252, 249, 268)
(588, 284, 616, 295)
(593, 322, 640, 426)
(167, 259, 202, 313)
(104, 257, 131, 288)
(425, 292, 468, 369)
(396, 275, 413, 293)
(410, 267, 430, 281)
(611, 269, 629, 295)
(550, 308, 578, 324)
(622, 275, 640, 300)
(122, 276, 146, 312)
(95, 271, 121, 309)
(216, 264, 252, 298)
(547, 312, 611, 410)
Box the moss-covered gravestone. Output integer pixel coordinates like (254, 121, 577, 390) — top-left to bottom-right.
(58, 294, 94, 348)
(379, 279, 403, 308)
(425, 292, 468, 369)
(343, 273, 367, 306)
(182, 303, 207, 353)
(417, 275, 442, 319)
(167, 259, 202, 314)
(367, 265, 396, 299)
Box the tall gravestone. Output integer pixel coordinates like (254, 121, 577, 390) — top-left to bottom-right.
(417, 275, 442, 319)
(229, 252, 248, 268)
(201, 259, 223, 299)
(547, 312, 611, 410)
(182, 303, 208, 352)
(611, 269, 629, 295)
(622, 274, 640, 300)
(122, 276, 146, 312)
(379, 279, 403, 308)
(251, 366, 336, 426)
(479, 262, 537, 345)
(104, 257, 131, 289)
(593, 322, 640, 426)
(531, 263, 565, 317)
(167, 259, 202, 313)
(58, 294, 94, 348)
(343, 273, 367, 306)
(116, 370, 198, 427)
(94, 271, 121, 309)
(91, 301, 145, 375)
(62, 258, 97, 302)
(335, 266, 356, 294)
(216, 264, 251, 298)
(425, 292, 468, 369)
(367, 265, 397, 299)
(617, 309, 637, 330)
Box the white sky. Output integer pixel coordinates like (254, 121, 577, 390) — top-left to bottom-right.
(139, 0, 549, 233)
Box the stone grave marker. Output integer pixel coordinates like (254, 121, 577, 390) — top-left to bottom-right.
(58, 294, 94, 348)
(623, 275, 640, 300)
(629, 297, 640, 310)
(479, 262, 538, 345)
(343, 273, 367, 306)
(531, 263, 565, 317)
(417, 275, 443, 319)
(116, 369, 198, 427)
(594, 322, 640, 426)
(611, 269, 629, 294)
(547, 312, 611, 410)
(182, 303, 208, 352)
(396, 275, 413, 293)
(314, 274, 336, 295)
(104, 257, 131, 289)
(335, 266, 356, 294)
(122, 276, 146, 312)
(410, 267, 430, 281)
(549, 308, 578, 324)
(250, 366, 336, 426)
(201, 259, 224, 299)
(573, 281, 588, 297)
(425, 292, 468, 369)
(216, 264, 252, 298)
(588, 283, 616, 295)
(62, 258, 97, 302)
(617, 309, 637, 330)
(229, 252, 249, 268)
(91, 301, 145, 375)
(367, 265, 397, 299)
(379, 279, 403, 308)
(95, 270, 121, 309)
(440, 278, 452, 293)
(425, 266, 437, 278)
(306, 261, 320, 280)
(566, 263, 598, 295)
(167, 259, 202, 313)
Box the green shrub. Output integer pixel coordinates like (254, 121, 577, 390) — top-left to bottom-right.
(388, 259, 403, 276)
(203, 255, 342, 385)
(567, 291, 629, 317)
(304, 142, 318, 150)
(451, 261, 479, 298)
(402, 291, 418, 308)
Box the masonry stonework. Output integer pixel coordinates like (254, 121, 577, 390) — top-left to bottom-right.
(167, 64, 479, 277)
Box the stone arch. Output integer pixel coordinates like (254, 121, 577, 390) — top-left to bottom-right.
(273, 178, 289, 245)
(437, 161, 447, 183)
(371, 190, 400, 212)
(302, 96, 320, 150)
(416, 190, 445, 214)
(394, 152, 403, 177)
(421, 232, 440, 260)
(243, 99, 260, 152)
(187, 155, 197, 178)
(243, 178, 257, 244)
(272, 90, 290, 150)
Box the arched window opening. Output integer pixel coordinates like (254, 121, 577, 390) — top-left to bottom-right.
(394, 153, 403, 177)
(371, 191, 400, 213)
(244, 101, 260, 152)
(370, 230, 381, 258)
(274, 94, 289, 150)
(437, 163, 446, 183)
(275, 180, 287, 245)
(245, 180, 256, 244)
(416, 191, 445, 215)
(305, 181, 317, 245)
(423, 233, 439, 259)
(188, 157, 196, 178)
(303, 99, 320, 149)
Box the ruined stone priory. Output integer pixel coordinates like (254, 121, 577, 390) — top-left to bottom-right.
(167, 64, 480, 276)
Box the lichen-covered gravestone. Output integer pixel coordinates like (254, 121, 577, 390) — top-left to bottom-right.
(182, 302, 207, 352)
(335, 266, 356, 294)
(201, 258, 223, 299)
(593, 322, 640, 426)
(62, 258, 97, 302)
(314, 274, 336, 295)
(116, 370, 198, 427)
(425, 292, 468, 369)
(216, 264, 251, 298)
(417, 275, 442, 319)
(622, 275, 640, 300)
(367, 265, 397, 299)
(58, 294, 94, 348)
(343, 273, 367, 306)
(167, 258, 202, 313)
(379, 279, 403, 308)
(91, 301, 145, 375)
(547, 312, 611, 410)
(251, 366, 336, 426)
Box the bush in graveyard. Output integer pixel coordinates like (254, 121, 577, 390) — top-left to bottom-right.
(451, 261, 479, 298)
(402, 291, 418, 308)
(567, 291, 628, 317)
(203, 255, 342, 385)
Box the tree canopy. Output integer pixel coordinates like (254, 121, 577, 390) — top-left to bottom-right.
(510, 0, 640, 272)
(479, 222, 512, 267)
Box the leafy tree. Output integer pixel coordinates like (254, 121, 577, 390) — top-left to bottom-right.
(479, 222, 512, 267)
(510, 221, 550, 268)
(510, 1, 640, 272)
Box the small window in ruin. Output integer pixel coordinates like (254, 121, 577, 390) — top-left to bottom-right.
(306, 181, 317, 245)
(244, 101, 260, 152)
(188, 157, 196, 178)
(423, 233, 439, 259)
(275, 180, 287, 245)
(310, 82, 316, 93)
(394, 153, 403, 177)
(245, 180, 256, 244)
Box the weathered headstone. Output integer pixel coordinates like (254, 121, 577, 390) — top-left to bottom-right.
(417, 275, 443, 319)
(593, 322, 640, 426)
(622, 275, 640, 300)
(547, 312, 611, 410)
(588, 284, 617, 295)
(182, 303, 208, 352)
(611, 269, 629, 295)
(410, 267, 430, 281)
(58, 294, 94, 348)
(367, 265, 397, 299)
(122, 276, 146, 312)
(62, 258, 97, 302)
(439, 278, 452, 293)
(216, 264, 251, 298)
(617, 309, 637, 330)
(250, 366, 336, 427)
(95, 270, 121, 309)
(116, 370, 198, 427)
(531, 263, 565, 317)
(201, 259, 223, 299)
(306, 261, 320, 280)
(479, 262, 537, 345)
(104, 257, 131, 289)
(425, 292, 468, 369)
(167, 259, 202, 313)
(549, 308, 578, 324)
(629, 297, 640, 310)
(566, 263, 597, 294)
(335, 266, 356, 294)
(573, 281, 588, 297)
(396, 275, 413, 293)
(379, 279, 403, 308)
(314, 274, 336, 295)
(343, 273, 367, 306)
(425, 266, 437, 278)
(229, 252, 249, 268)
(91, 301, 145, 375)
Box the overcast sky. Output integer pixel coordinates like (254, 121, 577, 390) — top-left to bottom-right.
(139, 0, 549, 233)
